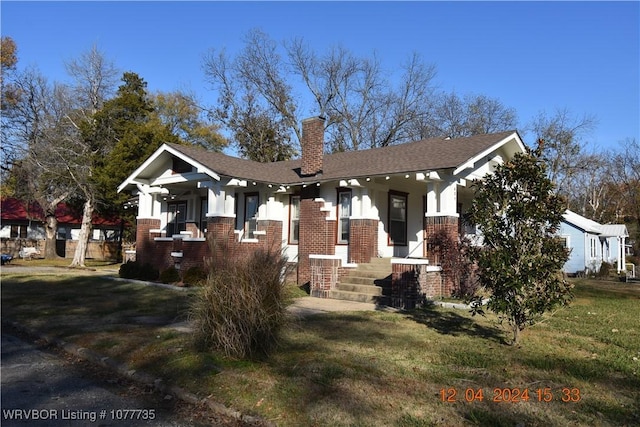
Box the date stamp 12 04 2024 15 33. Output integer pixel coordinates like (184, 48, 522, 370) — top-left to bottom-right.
(440, 387, 582, 403)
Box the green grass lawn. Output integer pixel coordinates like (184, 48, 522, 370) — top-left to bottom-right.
(1, 271, 638, 426)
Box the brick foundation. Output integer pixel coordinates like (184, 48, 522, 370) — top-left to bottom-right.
(133, 215, 283, 280)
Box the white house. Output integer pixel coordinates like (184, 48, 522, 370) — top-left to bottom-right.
(118, 117, 526, 303)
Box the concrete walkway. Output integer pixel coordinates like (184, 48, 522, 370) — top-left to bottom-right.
(287, 296, 392, 318)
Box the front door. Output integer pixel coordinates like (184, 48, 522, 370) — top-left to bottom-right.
(167, 202, 187, 237)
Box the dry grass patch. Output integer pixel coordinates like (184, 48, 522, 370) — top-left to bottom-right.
(2, 273, 639, 426)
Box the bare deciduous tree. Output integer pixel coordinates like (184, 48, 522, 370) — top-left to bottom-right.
(418, 92, 518, 139)
(203, 29, 298, 161)
(3, 67, 77, 258)
(203, 29, 439, 155)
(64, 46, 119, 267)
(528, 108, 597, 190)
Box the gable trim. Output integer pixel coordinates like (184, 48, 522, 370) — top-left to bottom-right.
(453, 132, 525, 176)
(118, 144, 221, 193)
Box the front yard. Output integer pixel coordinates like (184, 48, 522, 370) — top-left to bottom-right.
(1, 269, 638, 426)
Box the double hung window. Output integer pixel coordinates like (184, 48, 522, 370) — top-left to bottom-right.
(337, 190, 352, 244)
(244, 193, 259, 237)
(289, 195, 300, 244)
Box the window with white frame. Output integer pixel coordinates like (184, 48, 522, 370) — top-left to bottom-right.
(289, 195, 300, 244)
(244, 193, 259, 237)
(337, 190, 351, 244)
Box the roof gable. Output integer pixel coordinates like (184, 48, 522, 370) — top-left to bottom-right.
(562, 210, 628, 238)
(562, 210, 602, 234)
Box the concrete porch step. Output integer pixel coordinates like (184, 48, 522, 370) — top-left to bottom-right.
(329, 289, 380, 304)
(342, 275, 392, 285)
(335, 282, 383, 295)
(328, 258, 392, 304)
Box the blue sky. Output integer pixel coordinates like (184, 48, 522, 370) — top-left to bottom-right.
(2, 1, 638, 153)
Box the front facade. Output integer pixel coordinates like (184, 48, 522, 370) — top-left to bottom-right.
(559, 210, 629, 275)
(119, 117, 526, 296)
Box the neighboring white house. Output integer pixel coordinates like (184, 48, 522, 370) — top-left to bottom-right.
(559, 210, 629, 275)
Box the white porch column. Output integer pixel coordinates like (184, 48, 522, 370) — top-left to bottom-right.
(619, 236, 626, 273)
(360, 188, 374, 218)
(136, 184, 162, 218)
(199, 181, 233, 217)
(439, 179, 459, 217)
(262, 195, 284, 220)
(425, 181, 439, 215)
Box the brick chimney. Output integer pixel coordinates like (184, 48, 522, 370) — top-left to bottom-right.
(301, 116, 325, 176)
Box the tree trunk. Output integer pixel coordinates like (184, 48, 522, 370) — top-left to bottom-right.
(70, 197, 94, 267)
(512, 325, 520, 346)
(43, 215, 59, 259)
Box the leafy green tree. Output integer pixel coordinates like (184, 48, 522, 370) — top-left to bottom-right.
(153, 90, 227, 152)
(83, 72, 180, 239)
(88, 73, 170, 203)
(467, 144, 572, 345)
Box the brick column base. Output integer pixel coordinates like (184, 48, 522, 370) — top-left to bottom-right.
(424, 215, 459, 263)
(391, 260, 444, 308)
(349, 219, 378, 264)
(309, 255, 341, 298)
(135, 218, 161, 266)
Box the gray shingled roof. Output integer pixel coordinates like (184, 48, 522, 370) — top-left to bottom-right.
(168, 130, 519, 185)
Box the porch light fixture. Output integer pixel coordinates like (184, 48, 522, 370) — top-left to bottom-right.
(405, 174, 410, 178)
(366, 177, 371, 181)
(385, 176, 390, 180)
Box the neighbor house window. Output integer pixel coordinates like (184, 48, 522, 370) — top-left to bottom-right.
(10, 225, 27, 239)
(244, 193, 259, 237)
(389, 191, 407, 246)
(337, 190, 352, 244)
(289, 195, 300, 244)
(167, 201, 187, 236)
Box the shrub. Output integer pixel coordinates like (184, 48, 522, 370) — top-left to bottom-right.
(119, 260, 159, 281)
(427, 229, 478, 299)
(159, 266, 181, 284)
(119, 260, 140, 279)
(182, 266, 208, 287)
(190, 246, 291, 359)
(138, 263, 160, 281)
(597, 261, 613, 279)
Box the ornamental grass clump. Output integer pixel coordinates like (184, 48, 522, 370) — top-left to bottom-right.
(190, 246, 291, 359)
